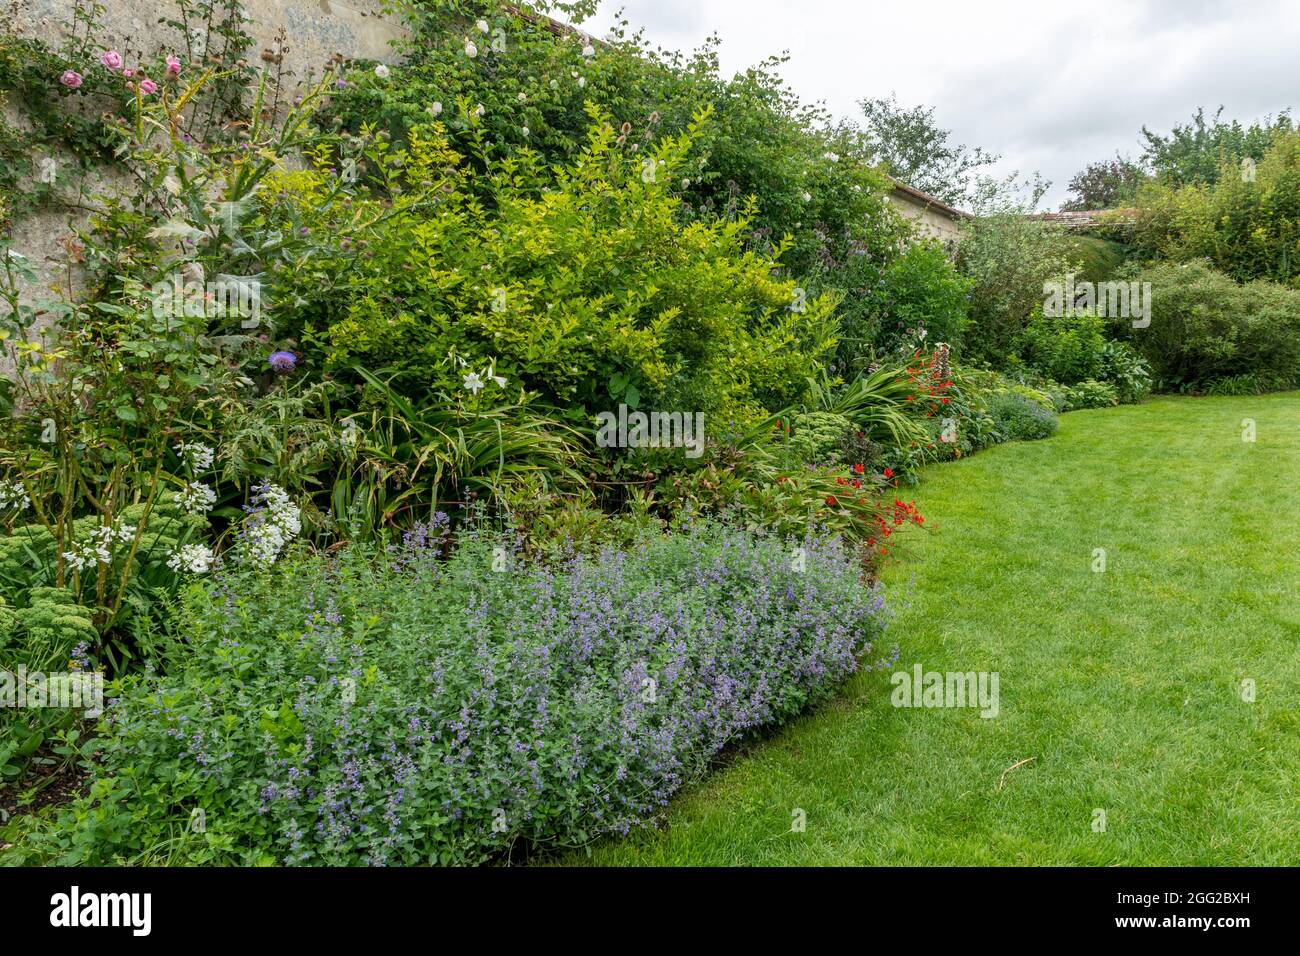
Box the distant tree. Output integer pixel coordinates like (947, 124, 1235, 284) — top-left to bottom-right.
(854, 93, 999, 208)
(1060, 155, 1147, 210)
(1140, 106, 1294, 187)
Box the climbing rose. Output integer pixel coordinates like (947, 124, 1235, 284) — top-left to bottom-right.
(100, 50, 122, 70)
(374, 64, 389, 79)
(166, 55, 182, 75)
(139, 78, 158, 95)
(60, 70, 83, 89)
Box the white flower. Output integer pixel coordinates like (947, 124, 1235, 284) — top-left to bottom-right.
(428, 101, 443, 116)
(474, 103, 485, 117)
(823, 151, 839, 162)
(517, 91, 527, 102)
(476, 18, 489, 32)
(237, 483, 301, 569)
(0, 478, 29, 513)
(175, 441, 215, 472)
(175, 482, 217, 515)
(801, 191, 812, 202)
(168, 543, 214, 574)
(582, 43, 595, 57)
(577, 76, 586, 88)
(463, 371, 485, 394)
(464, 40, 478, 58)
(681, 177, 690, 189)
(374, 64, 390, 79)
(62, 549, 91, 572)
(521, 126, 530, 137)
(549, 79, 558, 89)
(492, 373, 507, 388)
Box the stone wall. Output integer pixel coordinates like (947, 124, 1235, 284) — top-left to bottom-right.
(1, 0, 407, 374)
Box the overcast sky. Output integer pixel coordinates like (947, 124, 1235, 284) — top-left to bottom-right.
(572, 0, 1300, 210)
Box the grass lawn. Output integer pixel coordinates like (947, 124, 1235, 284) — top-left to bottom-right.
(557, 393, 1300, 865)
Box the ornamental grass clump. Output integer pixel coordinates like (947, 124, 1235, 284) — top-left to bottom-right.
(43, 519, 891, 866)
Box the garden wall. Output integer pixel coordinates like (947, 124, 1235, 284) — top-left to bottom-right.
(1, 0, 407, 375)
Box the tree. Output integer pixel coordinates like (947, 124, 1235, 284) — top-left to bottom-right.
(1061, 155, 1146, 210)
(853, 93, 998, 208)
(1140, 106, 1294, 187)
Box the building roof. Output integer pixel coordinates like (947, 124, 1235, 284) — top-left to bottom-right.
(1026, 208, 1138, 228)
(887, 177, 974, 221)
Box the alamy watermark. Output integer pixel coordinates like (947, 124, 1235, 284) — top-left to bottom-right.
(1, 667, 103, 717)
(1043, 273, 1151, 328)
(596, 404, 705, 458)
(890, 663, 999, 718)
(151, 272, 262, 326)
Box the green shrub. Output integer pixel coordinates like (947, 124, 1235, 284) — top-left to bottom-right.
(835, 240, 971, 369)
(31, 522, 892, 865)
(295, 112, 838, 425)
(1060, 379, 1119, 410)
(0, 588, 98, 781)
(957, 213, 1074, 366)
(1118, 260, 1300, 390)
(985, 391, 1059, 441)
(1015, 310, 1108, 384)
(1099, 341, 1153, 403)
(788, 412, 855, 464)
(326, 3, 908, 300)
(1131, 130, 1300, 284)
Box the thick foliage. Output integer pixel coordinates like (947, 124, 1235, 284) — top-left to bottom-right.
(34, 521, 891, 865)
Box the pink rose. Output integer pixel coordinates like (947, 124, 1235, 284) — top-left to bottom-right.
(60, 70, 83, 89)
(100, 50, 122, 70)
(139, 78, 157, 95)
(165, 55, 181, 76)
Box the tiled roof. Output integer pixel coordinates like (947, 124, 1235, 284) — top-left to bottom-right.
(1027, 208, 1138, 228)
(887, 177, 974, 221)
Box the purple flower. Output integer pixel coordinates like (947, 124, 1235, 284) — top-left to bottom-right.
(268, 351, 297, 372)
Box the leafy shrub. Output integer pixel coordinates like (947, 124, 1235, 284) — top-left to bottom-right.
(299, 111, 838, 424)
(1118, 261, 1300, 390)
(1015, 310, 1108, 384)
(985, 391, 1059, 441)
(956, 212, 1074, 366)
(1060, 379, 1119, 410)
(788, 412, 855, 464)
(836, 240, 971, 369)
(327, 2, 908, 300)
(1099, 341, 1153, 403)
(0, 588, 98, 780)
(1131, 129, 1300, 284)
(37, 521, 892, 865)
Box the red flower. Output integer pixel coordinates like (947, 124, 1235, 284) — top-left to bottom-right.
(851, 479, 862, 489)
(942, 397, 950, 404)
(852, 463, 864, 475)
(835, 476, 846, 485)
(825, 495, 838, 506)
(906, 395, 914, 402)
(883, 468, 894, 479)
